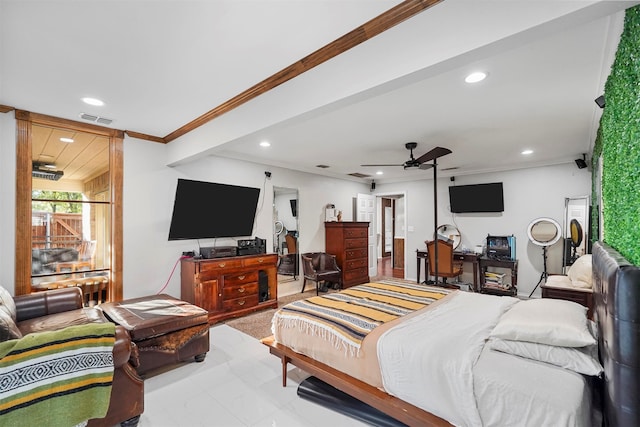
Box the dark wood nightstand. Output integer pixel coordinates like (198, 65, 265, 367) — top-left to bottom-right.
(541, 284, 594, 319)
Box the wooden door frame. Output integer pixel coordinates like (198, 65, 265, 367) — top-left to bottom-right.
(381, 198, 393, 258)
(14, 110, 124, 300)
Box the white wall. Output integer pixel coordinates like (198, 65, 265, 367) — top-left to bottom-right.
(0, 113, 16, 294)
(376, 163, 591, 297)
(0, 123, 591, 300)
(123, 137, 368, 299)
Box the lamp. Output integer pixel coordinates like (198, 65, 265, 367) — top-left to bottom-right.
(527, 217, 562, 297)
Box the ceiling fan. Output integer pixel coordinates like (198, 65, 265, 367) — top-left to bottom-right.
(362, 141, 453, 285)
(361, 142, 452, 169)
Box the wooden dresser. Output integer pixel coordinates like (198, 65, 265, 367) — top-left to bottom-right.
(325, 221, 370, 288)
(180, 253, 278, 323)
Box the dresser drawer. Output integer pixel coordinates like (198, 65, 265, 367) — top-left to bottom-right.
(345, 238, 367, 249)
(223, 294, 259, 312)
(199, 258, 242, 272)
(345, 258, 367, 270)
(344, 267, 368, 282)
(243, 254, 277, 267)
(223, 282, 258, 299)
(223, 271, 258, 287)
(345, 248, 367, 259)
(344, 228, 368, 238)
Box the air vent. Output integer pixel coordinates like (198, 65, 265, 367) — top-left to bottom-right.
(80, 113, 113, 125)
(315, 164, 330, 169)
(96, 117, 113, 125)
(32, 163, 64, 181)
(348, 172, 371, 178)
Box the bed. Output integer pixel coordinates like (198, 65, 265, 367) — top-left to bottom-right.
(263, 265, 636, 426)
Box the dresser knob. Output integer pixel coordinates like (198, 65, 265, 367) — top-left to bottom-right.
(238, 300, 246, 306)
(238, 275, 245, 280)
(238, 287, 245, 293)
(218, 263, 226, 268)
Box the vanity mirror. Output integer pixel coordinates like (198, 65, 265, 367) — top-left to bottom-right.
(434, 224, 461, 250)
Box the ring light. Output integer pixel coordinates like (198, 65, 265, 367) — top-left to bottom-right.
(527, 217, 562, 247)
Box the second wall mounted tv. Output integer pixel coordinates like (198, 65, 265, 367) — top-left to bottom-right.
(449, 182, 504, 213)
(168, 179, 261, 240)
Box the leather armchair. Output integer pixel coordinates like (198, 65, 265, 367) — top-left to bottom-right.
(301, 252, 342, 295)
(14, 288, 144, 427)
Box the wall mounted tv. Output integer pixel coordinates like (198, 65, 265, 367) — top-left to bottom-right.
(168, 179, 261, 240)
(448, 182, 504, 213)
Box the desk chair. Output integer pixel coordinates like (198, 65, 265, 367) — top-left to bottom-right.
(426, 239, 463, 285)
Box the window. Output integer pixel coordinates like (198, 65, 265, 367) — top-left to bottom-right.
(15, 111, 123, 301)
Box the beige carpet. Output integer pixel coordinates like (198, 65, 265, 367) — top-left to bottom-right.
(224, 288, 337, 340)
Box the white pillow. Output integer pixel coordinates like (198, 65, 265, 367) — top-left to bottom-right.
(567, 254, 593, 288)
(490, 298, 595, 347)
(489, 337, 603, 376)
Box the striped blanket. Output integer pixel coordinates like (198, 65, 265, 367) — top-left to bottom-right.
(273, 280, 452, 356)
(0, 323, 116, 427)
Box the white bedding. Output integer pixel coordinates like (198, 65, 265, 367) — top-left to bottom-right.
(377, 291, 592, 427)
(377, 291, 518, 426)
(474, 346, 591, 426)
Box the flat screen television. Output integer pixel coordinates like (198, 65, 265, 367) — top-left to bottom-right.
(448, 182, 504, 213)
(168, 179, 260, 240)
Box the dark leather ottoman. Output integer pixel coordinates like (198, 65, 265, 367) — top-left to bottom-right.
(100, 294, 210, 375)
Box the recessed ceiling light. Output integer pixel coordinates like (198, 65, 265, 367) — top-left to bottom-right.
(376, 171, 383, 175)
(465, 72, 487, 83)
(60, 137, 74, 143)
(82, 97, 104, 106)
(521, 149, 533, 155)
(259, 141, 271, 147)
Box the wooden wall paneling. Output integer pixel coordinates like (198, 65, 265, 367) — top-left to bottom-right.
(15, 112, 33, 296)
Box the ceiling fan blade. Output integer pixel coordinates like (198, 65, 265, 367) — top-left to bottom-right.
(418, 163, 435, 170)
(361, 164, 404, 167)
(416, 146, 452, 164)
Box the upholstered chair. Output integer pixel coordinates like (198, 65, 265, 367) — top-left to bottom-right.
(301, 252, 342, 295)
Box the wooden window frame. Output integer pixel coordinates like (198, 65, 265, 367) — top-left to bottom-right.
(15, 110, 123, 300)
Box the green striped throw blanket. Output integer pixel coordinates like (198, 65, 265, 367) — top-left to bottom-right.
(0, 322, 116, 427)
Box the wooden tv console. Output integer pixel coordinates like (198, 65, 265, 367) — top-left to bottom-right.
(180, 253, 278, 323)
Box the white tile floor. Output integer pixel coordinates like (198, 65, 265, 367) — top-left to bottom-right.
(140, 324, 370, 427)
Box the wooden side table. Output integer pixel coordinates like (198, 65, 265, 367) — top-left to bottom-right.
(541, 284, 594, 319)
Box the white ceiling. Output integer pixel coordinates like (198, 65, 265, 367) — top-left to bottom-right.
(2, 0, 638, 183)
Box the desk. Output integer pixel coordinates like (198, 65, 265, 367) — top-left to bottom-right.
(416, 250, 480, 291)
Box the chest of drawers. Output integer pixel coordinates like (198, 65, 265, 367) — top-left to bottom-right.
(325, 221, 370, 288)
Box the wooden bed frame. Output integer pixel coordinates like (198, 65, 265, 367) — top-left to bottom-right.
(261, 336, 450, 427)
(263, 242, 639, 426)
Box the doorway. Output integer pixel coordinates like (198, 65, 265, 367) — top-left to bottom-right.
(376, 194, 406, 279)
(273, 186, 299, 297)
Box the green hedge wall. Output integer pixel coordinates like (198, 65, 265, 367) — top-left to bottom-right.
(594, 5, 640, 265)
